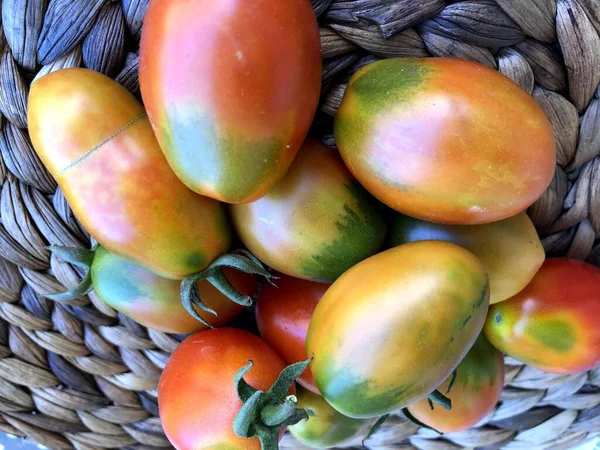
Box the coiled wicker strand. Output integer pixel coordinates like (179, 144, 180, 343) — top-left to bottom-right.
(0, 0, 598, 449)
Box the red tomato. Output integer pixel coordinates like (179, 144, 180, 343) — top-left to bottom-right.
(485, 259, 600, 374)
(159, 328, 292, 450)
(256, 274, 330, 393)
(140, 0, 322, 203)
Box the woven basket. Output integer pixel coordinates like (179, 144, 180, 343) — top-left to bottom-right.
(0, 0, 598, 449)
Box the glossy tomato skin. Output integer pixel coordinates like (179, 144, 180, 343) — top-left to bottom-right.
(289, 388, 367, 448)
(387, 212, 545, 304)
(159, 328, 291, 450)
(408, 334, 504, 432)
(91, 246, 255, 334)
(335, 58, 555, 225)
(256, 274, 330, 393)
(307, 241, 490, 418)
(140, 0, 322, 204)
(485, 259, 600, 374)
(230, 140, 387, 282)
(28, 69, 231, 280)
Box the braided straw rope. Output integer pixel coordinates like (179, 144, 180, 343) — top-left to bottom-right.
(0, 0, 598, 448)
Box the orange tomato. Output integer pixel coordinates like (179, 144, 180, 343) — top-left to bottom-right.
(335, 58, 555, 224)
(408, 334, 504, 432)
(28, 69, 231, 279)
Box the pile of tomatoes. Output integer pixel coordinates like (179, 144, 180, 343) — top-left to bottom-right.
(25, 1, 600, 449)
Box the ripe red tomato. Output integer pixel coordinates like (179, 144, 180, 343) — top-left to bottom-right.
(28, 69, 231, 280)
(335, 58, 555, 224)
(140, 0, 322, 203)
(159, 328, 293, 450)
(485, 259, 600, 374)
(256, 274, 330, 393)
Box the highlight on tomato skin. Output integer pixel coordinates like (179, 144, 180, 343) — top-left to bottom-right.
(289, 388, 368, 449)
(408, 334, 505, 433)
(334, 58, 556, 225)
(158, 328, 293, 450)
(91, 246, 256, 334)
(139, 0, 322, 204)
(27, 68, 232, 280)
(230, 139, 388, 283)
(256, 274, 330, 393)
(386, 212, 545, 304)
(307, 240, 490, 419)
(484, 258, 600, 374)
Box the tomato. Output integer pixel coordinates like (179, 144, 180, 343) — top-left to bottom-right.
(139, 0, 322, 204)
(91, 246, 255, 334)
(307, 241, 490, 418)
(387, 212, 544, 304)
(159, 328, 296, 450)
(28, 69, 231, 280)
(230, 140, 387, 282)
(289, 388, 367, 449)
(334, 58, 555, 225)
(256, 274, 330, 393)
(485, 259, 600, 374)
(408, 334, 504, 432)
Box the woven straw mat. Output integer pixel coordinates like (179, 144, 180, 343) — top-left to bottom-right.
(0, 0, 598, 449)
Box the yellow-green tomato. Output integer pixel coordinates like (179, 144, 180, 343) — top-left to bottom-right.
(387, 212, 544, 303)
(91, 246, 255, 333)
(289, 388, 367, 449)
(307, 241, 490, 418)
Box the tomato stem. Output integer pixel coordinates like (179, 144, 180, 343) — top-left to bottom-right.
(233, 358, 312, 449)
(428, 390, 452, 410)
(45, 245, 96, 301)
(180, 249, 275, 326)
(362, 413, 390, 446)
(260, 395, 298, 426)
(401, 408, 442, 434)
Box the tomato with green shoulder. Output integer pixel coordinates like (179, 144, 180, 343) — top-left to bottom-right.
(140, 0, 322, 203)
(307, 240, 490, 418)
(230, 140, 387, 282)
(335, 58, 555, 225)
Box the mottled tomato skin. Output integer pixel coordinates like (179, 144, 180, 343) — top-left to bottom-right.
(289, 388, 367, 449)
(408, 334, 504, 432)
(140, 0, 322, 204)
(485, 259, 600, 374)
(28, 69, 231, 280)
(256, 274, 330, 393)
(387, 212, 545, 304)
(230, 140, 387, 282)
(335, 58, 555, 225)
(91, 246, 255, 334)
(307, 241, 490, 418)
(159, 328, 292, 450)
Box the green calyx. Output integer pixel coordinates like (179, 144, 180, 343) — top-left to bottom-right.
(233, 358, 313, 450)
(46, 245, 96, 301)
(180, 249, 275, 328)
